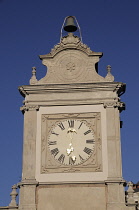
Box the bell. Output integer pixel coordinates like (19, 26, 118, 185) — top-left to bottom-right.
(64, 16, 77, 32)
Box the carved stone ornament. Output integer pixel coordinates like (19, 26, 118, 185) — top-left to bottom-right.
(66, 62, 76, 72)
(105, 65, 114, 82)
(40, 112, 102, 174)
(103, 101, 125, 111)
(126, 182, 137, 205)
(29, 67, 38, 85)
(50, 33, 92, 56)
(37, 33, 112, 84)
(9, 185, 18, 207)
(20, 105, 39, 112)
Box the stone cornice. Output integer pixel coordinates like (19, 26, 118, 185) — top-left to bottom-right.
(18, 82, 126, 98)
(20, 99, 119, 108)
(18, 179, 39, 186)
(105, 179, 126, 184)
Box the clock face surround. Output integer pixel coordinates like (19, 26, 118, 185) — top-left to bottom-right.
(48, 119, 95, 166)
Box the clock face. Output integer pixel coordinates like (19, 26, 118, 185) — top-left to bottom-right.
(48, 119, 95, 165)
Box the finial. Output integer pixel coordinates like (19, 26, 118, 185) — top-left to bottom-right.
(127, 181, 134, 192)
(107, 65, 111, 73)
(32, 66, 36, 74)
(29, 66, 38, 85)
(9, 184, 18, 207)
(126, 181, 136, 205)
(105, 65, 114, 82)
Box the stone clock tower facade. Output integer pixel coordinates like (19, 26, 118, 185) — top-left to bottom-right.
(15, 17, 135, 210)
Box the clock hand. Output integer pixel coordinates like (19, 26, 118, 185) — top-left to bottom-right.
(69, 155, 76, 165)
(67, 127, 77, 157)
(67, 128, 77, 142)
(67, 143, 76, 164)
(71, 155, 76, 162)
(66, 143, 74, 155)
(67, 128, 77, 134)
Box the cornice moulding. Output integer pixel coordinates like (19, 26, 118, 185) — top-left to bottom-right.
(19, 82, 126, 97)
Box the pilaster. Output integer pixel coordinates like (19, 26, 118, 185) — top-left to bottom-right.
(20, 105, 39, 181)
(18, 182, 37, 210)
(106, 181, 126, 210)
(18, 105, 39, 210)
(104, 102, 124, 180)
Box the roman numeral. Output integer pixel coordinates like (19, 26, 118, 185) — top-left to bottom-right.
(79, 155, 84, 162)
(84, 130, 91, 135)
(51, 131, 59, 136)
(83, 147, 92, 155)
(69, 156, 75, 165)
(78, 122, 83, 129)
(58, 122, 65, 130)
(48, 141, 57, 145)
(68, 120, 74, 128)
(86, 139, 95, 144)
(58, 154, 65, 163)
(51, 148, 59, 157)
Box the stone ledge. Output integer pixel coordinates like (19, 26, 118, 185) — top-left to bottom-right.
(19, 82, 126, 97)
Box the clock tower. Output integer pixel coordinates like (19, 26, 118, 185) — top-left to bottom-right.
(18, 16, 129, 210)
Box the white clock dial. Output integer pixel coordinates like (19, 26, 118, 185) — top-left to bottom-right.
(48, 119, 95, 165)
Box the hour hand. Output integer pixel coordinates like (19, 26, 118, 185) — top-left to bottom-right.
(67, 148, 71, 155)
(66, 143, 74, 155)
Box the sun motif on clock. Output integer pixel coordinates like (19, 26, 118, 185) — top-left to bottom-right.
(48, 119, 95, 165)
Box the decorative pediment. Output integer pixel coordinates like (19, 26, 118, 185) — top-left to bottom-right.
(29, 33, 114, 85)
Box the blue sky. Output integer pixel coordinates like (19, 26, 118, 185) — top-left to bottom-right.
(0, 0, 139, 206)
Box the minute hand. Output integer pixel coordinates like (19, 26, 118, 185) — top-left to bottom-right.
(67, 128, 77, 140)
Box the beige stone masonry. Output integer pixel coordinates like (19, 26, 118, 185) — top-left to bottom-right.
(21, 109, 37, 180)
